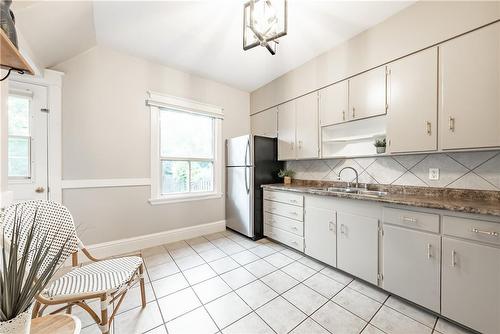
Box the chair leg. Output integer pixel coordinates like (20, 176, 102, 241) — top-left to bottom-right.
(139, 264, 146, 308)
(31, 301, 41, 319)
(66, 304, 73, 314)
(100, 294, 110, 334)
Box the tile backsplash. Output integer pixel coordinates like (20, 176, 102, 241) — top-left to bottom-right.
(286, 151, 500, 191)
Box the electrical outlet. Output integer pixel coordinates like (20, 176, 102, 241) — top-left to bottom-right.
(429, 168, 440, 180)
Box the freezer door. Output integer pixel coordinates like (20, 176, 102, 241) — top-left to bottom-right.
(226, 135, 253, 166)
(225, 166, 254, 237)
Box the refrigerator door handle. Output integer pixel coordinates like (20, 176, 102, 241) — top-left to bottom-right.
(244, 138, 250, 166)
(244, 167, 250, 194)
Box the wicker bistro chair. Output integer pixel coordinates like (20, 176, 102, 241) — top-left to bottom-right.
(2, 201, 146, 334)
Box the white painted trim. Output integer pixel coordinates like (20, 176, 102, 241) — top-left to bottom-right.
(81, 220, 226, 261)
(61, 178, 151, 189)
(149, 193, 223, 205)
(146, 91, 224, 119)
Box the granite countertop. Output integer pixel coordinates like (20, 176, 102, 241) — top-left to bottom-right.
(262, 181, 500, 217)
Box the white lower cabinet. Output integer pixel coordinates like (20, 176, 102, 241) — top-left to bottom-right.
(304, 206, 337, 267)
(442, 237, 500, 334)
(382, 225, 441, 312)
(337, 212, 379, 285)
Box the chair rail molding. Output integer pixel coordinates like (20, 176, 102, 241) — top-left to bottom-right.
(61, 178, 152, 189)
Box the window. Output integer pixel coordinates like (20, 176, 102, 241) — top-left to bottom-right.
(8, 95, 31, 179)
(148, 92, 223, 204)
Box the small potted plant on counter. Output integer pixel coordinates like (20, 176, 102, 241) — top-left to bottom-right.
(374, 138, 386, 154)
(278, 169, 295, 185)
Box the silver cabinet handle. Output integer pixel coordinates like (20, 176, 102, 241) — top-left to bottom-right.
(291, 226, 298, 231)
(290, 199, 298, 204)
(449, 116, 455, 132)
(427, 244, 432, 259)
(298, 140, 303, 150)
(340, 224, 345, 234)
(451, 250, 456, 267)
(352, 107, 356, 118)
(289, 211, 298, 215)
(328, 221, 335, 231)
(471, 228, 499, 237)
(342, 110, 346, 121)
(401, 216, 417, 223)
(291, 240, 298, 245)
(426, 121, 431, 135)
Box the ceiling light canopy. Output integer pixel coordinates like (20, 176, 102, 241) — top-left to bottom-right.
(243, 0, 287, 55)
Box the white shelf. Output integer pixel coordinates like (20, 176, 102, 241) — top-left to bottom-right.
(322, 132, 385, 143)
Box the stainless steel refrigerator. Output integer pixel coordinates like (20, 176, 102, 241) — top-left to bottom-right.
(225, 135, 283, 239)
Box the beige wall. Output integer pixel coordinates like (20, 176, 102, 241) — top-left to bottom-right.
(54, 46, 250, 245)
(250, 1, 500, 113)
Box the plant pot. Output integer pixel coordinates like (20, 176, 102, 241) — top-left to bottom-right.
(0, 305, 33, 334)
(376, 146, 386, 154)
(283, 176, 292, 185)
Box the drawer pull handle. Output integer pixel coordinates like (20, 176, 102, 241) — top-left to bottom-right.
(291, 226, 298, 230)
(289, 211, 298, 215)
(401, 216, 417, 223)
(451, 250, 456, 267)
(290, 199, 298, 203)
(427, 244, 432, 259)
(291, 241, 298, 245)
(471, 228, 499, 237)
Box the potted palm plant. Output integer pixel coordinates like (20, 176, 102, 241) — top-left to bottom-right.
(278, 169, 295, 185)
(0, 206, 68, 334)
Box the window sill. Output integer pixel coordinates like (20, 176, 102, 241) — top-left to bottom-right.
(148, 193, 223, 205)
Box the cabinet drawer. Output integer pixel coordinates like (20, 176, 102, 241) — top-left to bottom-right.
(264, 190, 303, 207)
(383, 207, 439, 233)
(264, 212, 303, 236)
(443, 215, 500, 246)
(264, 224, 304, 251)
(264, 200, 304, 221)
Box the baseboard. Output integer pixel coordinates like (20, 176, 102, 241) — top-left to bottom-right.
(78, 220, 226, 261)
(0, 191, 13, 208)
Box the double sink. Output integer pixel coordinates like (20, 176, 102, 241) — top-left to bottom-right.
(312, 186, 388, 197)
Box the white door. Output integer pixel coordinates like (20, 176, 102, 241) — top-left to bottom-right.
(277, 100, 296, 160)
(296, 92, 319, 159)
(337, 212, 379, 284)
(382, 225, 441, 312)
(348, 66, 387, 121)
(304, 206, 337, 267)
(319, 81, 349, 126)
(439, 23, 500, 149)
(251, 107, 277, 138)
(7, 81, 48, 202)
(442, 237, 500, 334)
(387, 48, 438, 153)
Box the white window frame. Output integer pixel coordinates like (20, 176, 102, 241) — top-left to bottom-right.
(147, 91, 223, 205)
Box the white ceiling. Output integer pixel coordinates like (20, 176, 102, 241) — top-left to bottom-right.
(13, 0, 413, 92)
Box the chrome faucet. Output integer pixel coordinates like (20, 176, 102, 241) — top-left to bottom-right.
(337, 167, 359, 188)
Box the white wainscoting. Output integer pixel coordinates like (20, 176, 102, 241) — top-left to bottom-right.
(61, 178, 151, 189)
(74, 220, 226, 263)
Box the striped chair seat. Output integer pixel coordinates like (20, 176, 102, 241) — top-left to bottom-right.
(43, 256, 143, 300)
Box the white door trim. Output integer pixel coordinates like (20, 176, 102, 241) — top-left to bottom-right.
(11, 69, 64, 203)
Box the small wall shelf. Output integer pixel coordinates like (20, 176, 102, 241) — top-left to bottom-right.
(0, 29, 34, 80)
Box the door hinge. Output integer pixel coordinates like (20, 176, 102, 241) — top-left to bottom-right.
(40, 108, 50, 113)
(377, 273, 384, 281)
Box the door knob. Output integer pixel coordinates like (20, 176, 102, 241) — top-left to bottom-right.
(35, 187, 45, 193)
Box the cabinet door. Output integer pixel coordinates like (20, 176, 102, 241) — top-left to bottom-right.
(319, 81, 348, 126)
(387, 48, 438, 153)
(442, 237, 500, 334)
(296, 92, 319, 159)
(304, 207, 337, 267)
(337, 212, 379, 284)
(251, 107, 277, 137)
(348, 66, 387, 121)
(440, 23, 500, 149)
(277, 100, 296, 160)
(383, 225, 440, 312)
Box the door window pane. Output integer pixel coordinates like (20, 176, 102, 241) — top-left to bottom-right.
(160, 109, 213, 159)
(191, 161, 213, 192)
(8, 137, 30, 177)
(8, 96, 30, 136)
(161, 160, 189, 194)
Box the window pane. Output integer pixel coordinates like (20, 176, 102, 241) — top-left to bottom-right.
(160, 109, 213, 159)
(161, 160, 189, 194)
(8, 96, 30, 136)
(8, 137, 30, 177)
(191, 161, 213, 192)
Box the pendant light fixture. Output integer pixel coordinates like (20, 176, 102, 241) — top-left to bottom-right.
(243, 0, 287, 55)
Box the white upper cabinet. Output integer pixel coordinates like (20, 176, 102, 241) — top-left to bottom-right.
(387, 48, 438, 153)
(251, 107, 277, 138)
(295, 92, 319, 159)
(319, 80, 349, 126)
(440, 22, 500, 150)
(277, 93, 319, 160)
(277, 100, 296, 160)
(348, 66, 387, 121)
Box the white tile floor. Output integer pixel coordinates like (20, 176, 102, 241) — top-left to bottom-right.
(72, 229, 473, 334)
